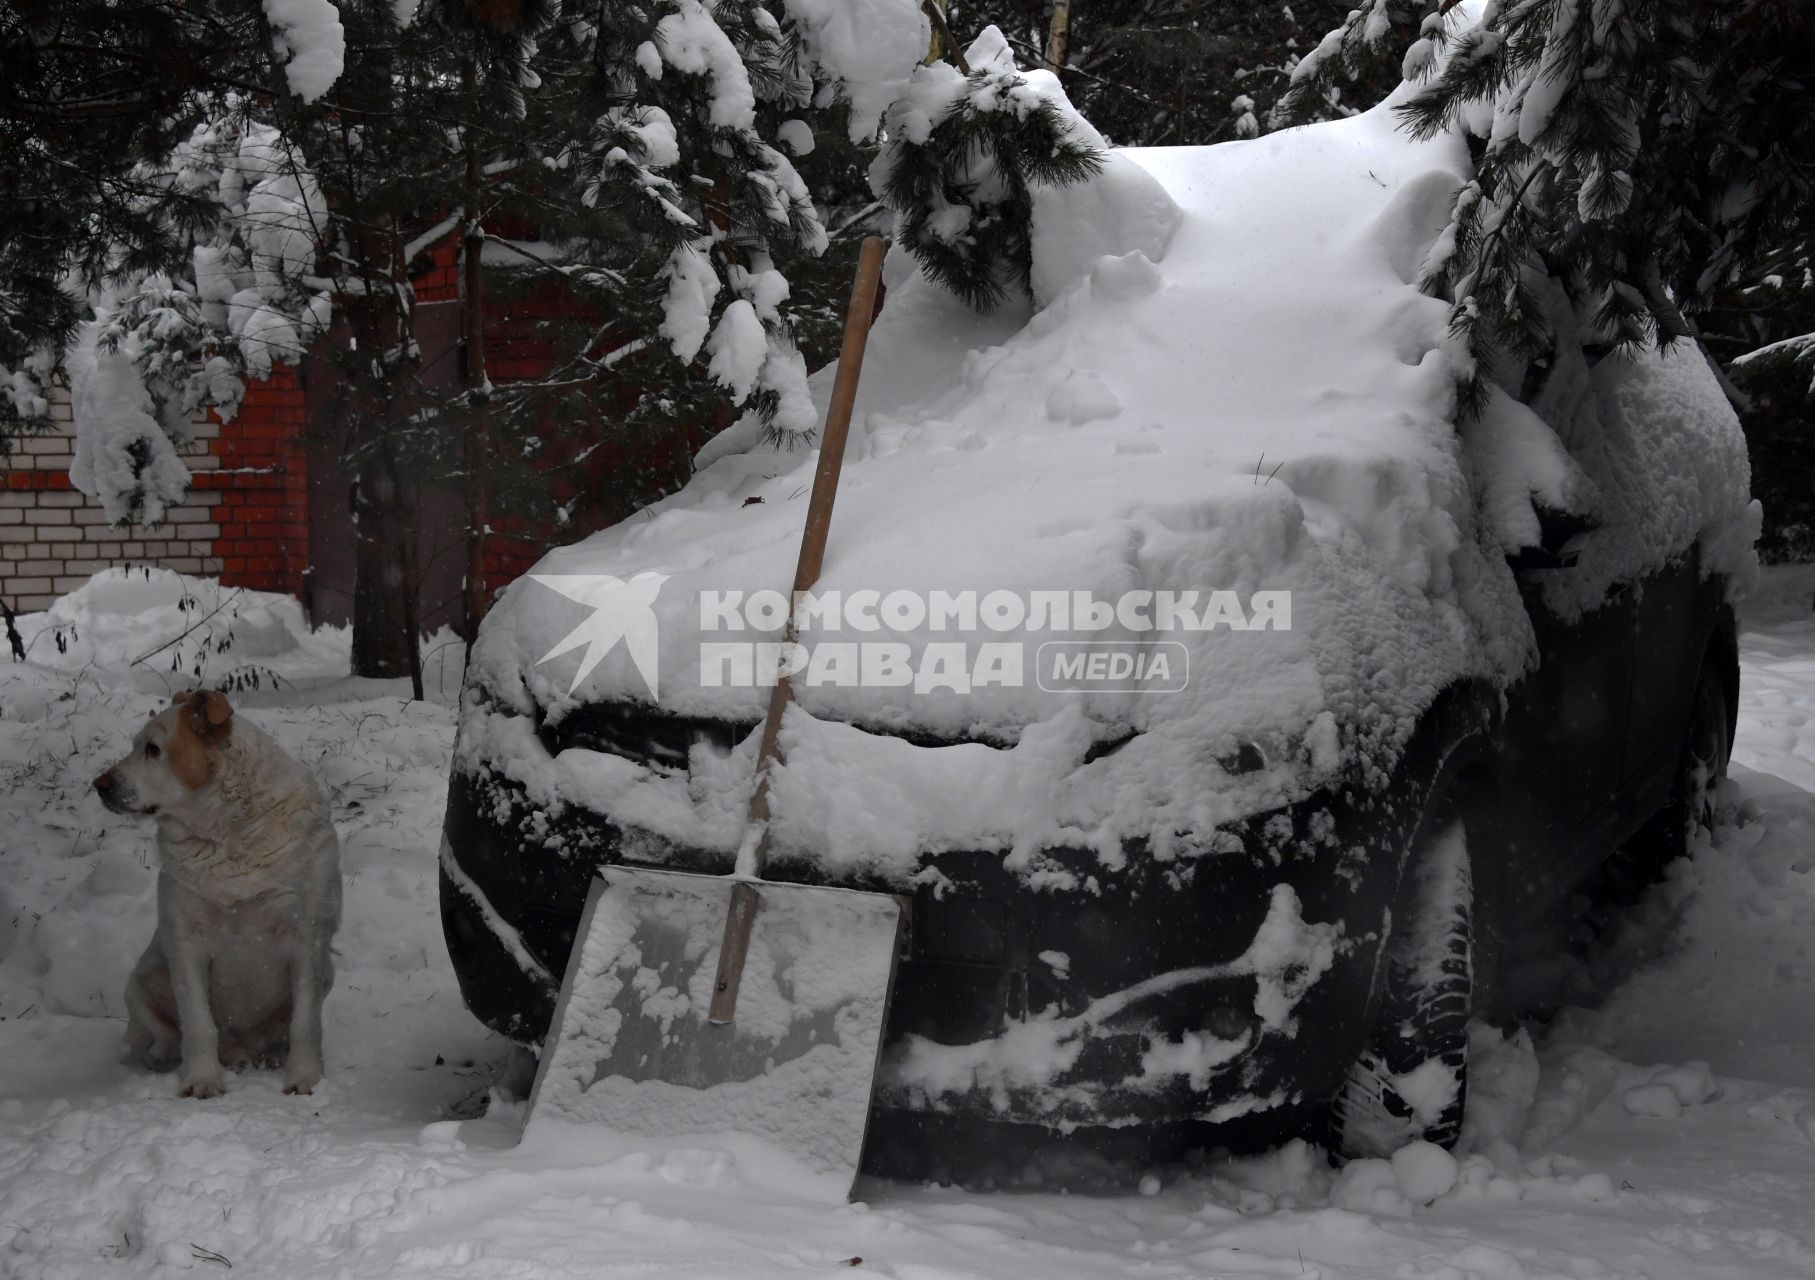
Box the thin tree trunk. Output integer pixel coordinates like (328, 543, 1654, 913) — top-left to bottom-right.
(1175, 0, 1194, 141)
(461, 61, 493, 647)
(922, 0, 968, 70)
(340, 166, 423, 693)
(319, 46, 427, 699)
(349, 439, 419, 686)
(397, 440, 425, 702)
(251, 0, 418, 685)
(1045, 0, 1073, 71)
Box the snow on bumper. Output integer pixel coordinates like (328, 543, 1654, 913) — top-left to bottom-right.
(441, 703, 1396, 1131)
(878, 884, 1344, 1128)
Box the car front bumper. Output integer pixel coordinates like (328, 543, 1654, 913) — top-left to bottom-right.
(440, 740, 1404, 1144)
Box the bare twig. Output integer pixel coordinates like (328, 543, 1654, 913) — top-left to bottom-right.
(1, 598, 23, 661)
(128, 589, 245, 670)
(829, 199, 887, 241)
(190, 1243, 233, 1268)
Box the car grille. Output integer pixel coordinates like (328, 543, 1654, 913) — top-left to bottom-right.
(536, 700, 753, 771)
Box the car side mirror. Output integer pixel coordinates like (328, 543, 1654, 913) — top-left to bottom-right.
(1508, 504, 1599, 572)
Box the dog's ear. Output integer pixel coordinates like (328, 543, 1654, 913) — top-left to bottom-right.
(183, 689, 234, 742)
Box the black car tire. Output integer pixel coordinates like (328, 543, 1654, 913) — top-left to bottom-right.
(1333, 792, 1474, 1159)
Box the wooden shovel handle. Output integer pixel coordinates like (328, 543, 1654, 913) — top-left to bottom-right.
(744, 234, 888, 846)
(791, 236, 888, 600)
(709, 235, 888, 1026)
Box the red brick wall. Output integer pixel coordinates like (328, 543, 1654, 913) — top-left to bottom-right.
(196, 366, 310, 596)
(2, 384, 225, 611)
(2, 223, 710, 621)
(414, 237, 461, 304)
(0, 368, 309, 613)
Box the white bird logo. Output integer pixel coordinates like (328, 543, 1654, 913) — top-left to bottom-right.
(530, 572, 669, 696)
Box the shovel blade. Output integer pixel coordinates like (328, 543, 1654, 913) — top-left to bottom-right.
(524, 866, 903, 1200)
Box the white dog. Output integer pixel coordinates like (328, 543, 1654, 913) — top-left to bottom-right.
(95, 690, 342, 1097)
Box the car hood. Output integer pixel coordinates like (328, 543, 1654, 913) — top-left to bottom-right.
(465, 91, 1556, 863)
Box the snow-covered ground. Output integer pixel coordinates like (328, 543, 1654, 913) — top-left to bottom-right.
(2, 566, 1813, 1279)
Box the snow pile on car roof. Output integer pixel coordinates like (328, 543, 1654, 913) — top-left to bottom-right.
(465, 76, 1757, 876)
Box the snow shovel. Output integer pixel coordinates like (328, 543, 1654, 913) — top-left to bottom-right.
(525, 236, 903, 1201)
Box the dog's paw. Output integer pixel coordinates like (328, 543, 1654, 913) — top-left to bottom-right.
(179, 1073, 226, 1099)
(282, 1064, 322, 1096)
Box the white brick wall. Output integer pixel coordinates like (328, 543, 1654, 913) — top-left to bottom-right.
(1, 385, 224, 613)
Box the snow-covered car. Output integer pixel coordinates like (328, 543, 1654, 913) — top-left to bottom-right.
(439, 86, 1758, 1169)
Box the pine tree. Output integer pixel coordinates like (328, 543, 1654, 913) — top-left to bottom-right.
(1715, 243, 1815, 560)
(434, 0, 904, 642)
(297, 2, 474, 687)
(1285, 0, 1815, 418)
(474, 0, 830, 457)
(874, 25, 1104, 311)
(952, 0, 1398, 148)
(67, 113, 335, 526)
(0, 0, 344, 450)
(33, 0, 518, 684)
(39, 0, 938, 679)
